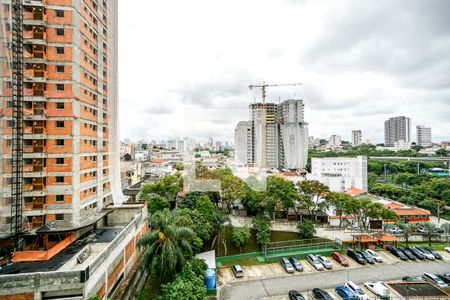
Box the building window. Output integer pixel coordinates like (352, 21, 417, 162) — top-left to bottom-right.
(56, 139, 64, 146)
(55, 10, 64, 17)
(55, 158, 64, 165)
(56, 102, 65, 109)
(55, 214, 64, 221)
(55, 121, 65, 128)
(56, 28, 64, 36)
(55, 195, 64, 202)
(56, 47, 65, 54)
(56, 65, 65, 73)
(55, 176, 64, 183)
(56, 84, 65, 91)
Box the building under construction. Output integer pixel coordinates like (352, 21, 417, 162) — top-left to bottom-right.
(0, 1, 147, 299)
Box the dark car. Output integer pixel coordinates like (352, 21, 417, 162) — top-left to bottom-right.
(289, 257, 304, 272)
(423, 246, 443, 260)
(399, 247, 417, 260)
(387, 246, 408, 260)
(402, 276, 420, 282)
(335, 285, 357, 300)
(347, 249, 367, 265)
(356, 250, 374, 264)
(289, 290, 306, 300)
(405, 246, 426, 260)
(313, 288, 334, 300)
(437, 273, 450, 284)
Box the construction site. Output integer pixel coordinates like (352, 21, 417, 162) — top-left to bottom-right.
(0, 1, 147, 299)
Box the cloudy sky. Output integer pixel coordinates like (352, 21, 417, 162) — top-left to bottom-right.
(118, 0, 450, 144)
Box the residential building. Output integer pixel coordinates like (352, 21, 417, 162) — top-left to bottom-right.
(234, 121, 254, 165)
(277, 99, 308, 170)
(308, 156, 368, 192)
(394, 140, 411, 151)
(251, 102, 279, 168)
(384, 116, 411, 146)
(416, 125, 432, 147)
(328, 135, 341, 147)
(383, 202, 430, 223)
(351, 130, 362, 147)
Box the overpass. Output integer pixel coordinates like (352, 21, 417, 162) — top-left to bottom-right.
(369, 156, 450, 163)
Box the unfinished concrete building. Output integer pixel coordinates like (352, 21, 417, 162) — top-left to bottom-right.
(0, 1, 146, 299)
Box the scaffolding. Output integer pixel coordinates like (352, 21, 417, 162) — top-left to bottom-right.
(10, 0, 24, 251)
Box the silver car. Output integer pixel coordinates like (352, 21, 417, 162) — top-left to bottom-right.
(307, 254, 324, 270)
(365, 249, 383, 263)
(316, 255, 333, 269)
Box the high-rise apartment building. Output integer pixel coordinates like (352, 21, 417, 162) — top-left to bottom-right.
(351, 130, 362, 147)
(0, 0, 118, 260)
(234, 99, 308, 170)
(234, 121, 253, 165)
(416, 125, 432, 147)
(328, 135, 341, 147)
(384, 116, 411, 147)
(277, 99, 308, 170)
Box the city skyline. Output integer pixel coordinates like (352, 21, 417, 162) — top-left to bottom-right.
(119, 0, 450, 143)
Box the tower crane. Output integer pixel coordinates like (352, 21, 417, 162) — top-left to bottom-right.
(248, 82, 302, 104)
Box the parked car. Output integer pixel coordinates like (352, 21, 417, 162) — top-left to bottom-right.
(415, 247, 436, 260)
(347, 249, 367, 265)
(231, 264, 244, 278)
(347, 224, 360, 231)
(437, 274, 450, 284)
(387, 246, 408, 260)
(356, 250, 374, 264)
(423, 246, 442, 260)
(399, 247, 417, 260)
(280, 257, 295, 273)
(345, 281, 370, 300)
(365, 249, 383, 263)
(332, 252, 349, 266)
(289, 257, 304, 272)
(402, 276, 420, 282)
(289, 290, 306, 300)
(405, 246, 426, 260)
(312, 288, 333, 300)
(422, 272, 449, 288)
(317, 255, 333, 269)
(364, 282, 390, 300)
(335, 285, 357, 300)
(387, 227, 403, 234)
(308, 254, 325, 271)
(444, 246, 450, 253)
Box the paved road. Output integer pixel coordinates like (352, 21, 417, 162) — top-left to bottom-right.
(220, 260, 450, 300)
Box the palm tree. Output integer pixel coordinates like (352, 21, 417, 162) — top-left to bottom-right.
(210, 211, 230, 256)
(396, 222, 417, 246)
(421, 222, 437, 246)
(138, 209, 195, 283)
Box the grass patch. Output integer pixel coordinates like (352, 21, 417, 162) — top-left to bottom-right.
(399, 242, 449, 251)
(219, 257, 269, 267)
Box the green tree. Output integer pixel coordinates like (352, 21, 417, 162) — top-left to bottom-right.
(210, 211, 230, 255)
(175, 162, 184, 171)
(178, 192, 205, 209)
(436, 148, 449, 157)
(267, 176, 297, 220)
(396, 222, 417, 246)
(252, 215, 271, 248)
(138, 209, 195, 283)
(194, 195, 215, 220)
(421, 222, 437, 246)
(297, 219, 316, 239)
(140, 174, 183, 202)
(141, 143, 148, 150)
(241, 188, 266, 215)
(220, 175, 245, 212)
(327, 192, 352, 228)
(156, 261, 207, 300)
(231, 226, 251, 252)
(297, 180, 331, 222)
(146, 194, 170, 214)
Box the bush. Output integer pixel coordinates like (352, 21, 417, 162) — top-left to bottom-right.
(231, 226, 251, 252)
(297, 219, 316, 239)
(252, 216, 271, 247)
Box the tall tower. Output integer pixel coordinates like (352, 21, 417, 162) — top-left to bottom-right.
(416, 125, 432, 147)
(250, 102, 278, 168)
(384, 116, 411, 147)
(352, 130, 362, 147)
(0, 0, 119, 255)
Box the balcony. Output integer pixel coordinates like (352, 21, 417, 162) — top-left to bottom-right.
(24, 140, 46, 153)
(24, 197, 45, 211)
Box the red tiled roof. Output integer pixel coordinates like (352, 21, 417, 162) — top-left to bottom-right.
(150, 158, 165, 164)
(390, 208, 431, 216)
(345, 187, 366, 196)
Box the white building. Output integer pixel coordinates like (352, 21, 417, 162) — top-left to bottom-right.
(308, 156, 368, 192)
(251, 103, 279, 169)
(394, 140, 411, 151)
(351, 130, 362, 147)
(328, 135, 342, 147)
(416, 125, 432, 147)
(234, 121, 254, 165)
(384, 116, 411, 146)
(278, 100, 309, 170)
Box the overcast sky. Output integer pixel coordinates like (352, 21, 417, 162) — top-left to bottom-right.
(118, 0, 450, 144)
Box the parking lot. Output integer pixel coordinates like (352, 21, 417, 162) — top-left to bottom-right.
(218, 250, 450, 299)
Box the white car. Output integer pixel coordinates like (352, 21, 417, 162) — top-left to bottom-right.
(345, 281, 369, 300)
(422, 272, 448, 288)
(444, 247, 450, 253)
(316, 255, 333, 269)
(364, 282, 390, 300)
(365, 249, 383, 263)
(307, 254, 324, 271)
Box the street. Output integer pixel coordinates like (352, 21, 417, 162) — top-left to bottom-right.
(220, 260, 450, 300)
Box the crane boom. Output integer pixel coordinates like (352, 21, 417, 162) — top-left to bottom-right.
(248, 82, 302, 104)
